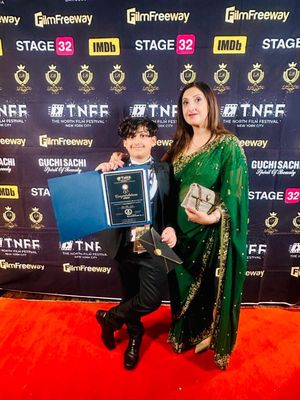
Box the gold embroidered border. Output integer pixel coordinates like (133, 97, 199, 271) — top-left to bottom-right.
(168, 326, 213, 353)
(174, 230, 216, 320)
(214, 353, 230, 370)
(211, 204, 231, 344)
(173, 134, 246, 175)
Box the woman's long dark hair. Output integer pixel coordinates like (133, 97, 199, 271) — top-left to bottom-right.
(162, 81, 230, 163)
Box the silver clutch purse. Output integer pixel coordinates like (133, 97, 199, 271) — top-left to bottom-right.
(181, 183, 219, 214)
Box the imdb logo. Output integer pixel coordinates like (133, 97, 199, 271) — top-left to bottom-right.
(89, 38, 120, 56)
(213, 36, 247, 54)
(0, 185, 19, 199)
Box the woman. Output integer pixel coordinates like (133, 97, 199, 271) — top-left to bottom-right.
(104, 81, 248, 369)
(163, 81, 248, 369)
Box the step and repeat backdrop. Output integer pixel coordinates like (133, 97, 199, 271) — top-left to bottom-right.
(0, 0, 299, 304)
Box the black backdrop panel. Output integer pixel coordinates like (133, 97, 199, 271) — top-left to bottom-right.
(0, 0, 299, 304)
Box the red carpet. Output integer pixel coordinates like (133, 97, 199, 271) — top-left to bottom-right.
(0, 298, 299, 400)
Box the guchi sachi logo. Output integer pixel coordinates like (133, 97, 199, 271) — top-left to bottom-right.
(264, 212, 279, 234)
(282, 62, 299, 93)
(292, 212, 300, 233)
(213, 63, 230, 93)
(180, 64, 196, 85)
(142, 64, 159, 94)
(14, 64, 31, 94)
(247, 63, 265, 93)
(45, 65, 63, 94)
(109, 64, 126, 94)
(29, 207, 44, 230)
(3, 206, 17, 228)
(77, 64, 94, 94)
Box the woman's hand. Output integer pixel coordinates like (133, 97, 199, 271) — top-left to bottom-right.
(185, 207, 221, 225)
(161, 227, 177, 248)
(109, 152, 126, 167)
(95, 152, 126, 171)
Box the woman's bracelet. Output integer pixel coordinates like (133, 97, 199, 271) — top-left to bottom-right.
(212, 209, 221, 223)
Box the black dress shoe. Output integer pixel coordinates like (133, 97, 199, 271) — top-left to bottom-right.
(96, 309, 115, 350)
(124, 336, 143, 370)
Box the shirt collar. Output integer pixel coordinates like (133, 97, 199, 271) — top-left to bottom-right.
(130, 156, 153, 165)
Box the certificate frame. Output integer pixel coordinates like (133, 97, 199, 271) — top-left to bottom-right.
(48, 166, 152, 243)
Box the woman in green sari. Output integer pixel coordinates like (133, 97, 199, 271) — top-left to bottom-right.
(163, 81, 248, 370)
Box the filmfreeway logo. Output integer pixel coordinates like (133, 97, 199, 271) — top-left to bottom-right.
(39, 134, 93, 148)
(34, 11, 93, 27)
(0, 15, 21, 25)
(0, 137, 26, 146)
(127, 8, 190, 24)
(216, 268, 264, 277)
(63, 263, 111, 274)
(225, 6, 290, 23)
(0, 259, 45, 270)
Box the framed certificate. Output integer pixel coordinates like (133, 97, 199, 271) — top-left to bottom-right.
(101, 166, 151, 227)
(48, 166, 152, 243)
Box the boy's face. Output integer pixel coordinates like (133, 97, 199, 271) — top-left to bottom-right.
(123, 125, 157, 162)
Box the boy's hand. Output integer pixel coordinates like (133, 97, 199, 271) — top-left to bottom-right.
(161, 227, 177, 248)
(95, 161, 119, 172)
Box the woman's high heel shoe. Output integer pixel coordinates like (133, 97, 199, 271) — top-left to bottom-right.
(195, 336, 212, 354)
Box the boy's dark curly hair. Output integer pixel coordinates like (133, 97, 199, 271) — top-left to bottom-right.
(118, 117, 158, 139)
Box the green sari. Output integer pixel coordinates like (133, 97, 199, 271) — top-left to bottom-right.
(168, 133, 248, 369)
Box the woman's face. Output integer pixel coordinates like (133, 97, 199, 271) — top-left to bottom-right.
(181, 86, 209, 129)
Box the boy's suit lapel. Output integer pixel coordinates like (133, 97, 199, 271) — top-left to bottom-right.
(153, 161, 165, 201)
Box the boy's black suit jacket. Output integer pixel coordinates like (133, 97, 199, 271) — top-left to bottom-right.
(97, 160, 176, 259)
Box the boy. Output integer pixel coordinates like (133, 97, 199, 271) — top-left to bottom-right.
(95, 117, 177, 369)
